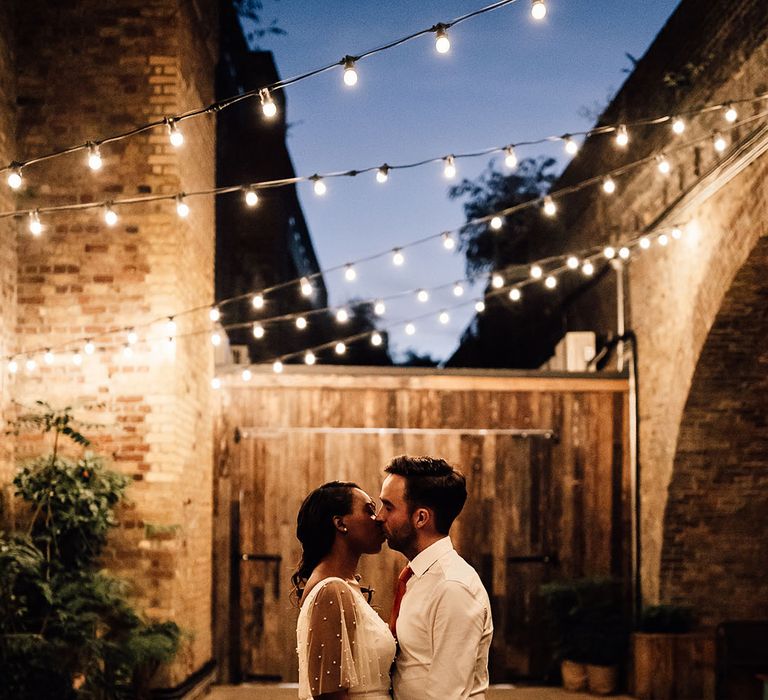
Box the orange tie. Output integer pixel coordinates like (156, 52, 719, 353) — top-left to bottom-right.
(389, 565, 414, 638)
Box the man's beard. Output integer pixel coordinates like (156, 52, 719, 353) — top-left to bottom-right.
(386, 521, 417, 556)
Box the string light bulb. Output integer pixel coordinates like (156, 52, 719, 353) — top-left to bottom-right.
(603, 246, 616, 259)
(531, 0, 547, 20)
(87, 143, 103, 170)
(443, 155, 456, 179)
(442, 233, 456, 250)
(567, 256, 579, 269)
(563, 135, 579, 155)
(439, 311, 450, 324)
(492, 274, 504, 289)
(371, 332, 383, 346)
(405, 323, 416, 336)
(260, 88, 277, 119)
(490, 216, 503, 230)
(28, 210, 43, 236)
(300, 277, 313, 296)
(166, 317, 177, 337)
(25, 358, 36, 372)
(7, 359, 18, 374)
(545, 276, 557, 289)
(244, 188, 259, 207)
(44, 349, 54, 365)
(344, 264, 357, 281)
(615, 125, 629, 147)
(658, 233, 669, 246)
(127, 329, 138, 345)
(475, 300, 485, 313)
(504, 146, 518, 169)
(543, 196, 557, 217)
(123, 344, 133, 359)
(343, 57, 358, 86)
(104, 203, 118, 226)
(509, 288, 522, 301)
(304, 351, 316, 365)
(452, 282, 464, 297)
(602, 176, 616, 194)
(530, 264, 543, 279)
(209, 307, 221, 322)
(296, 316, 307, 330)
(672, 116, 686, 134)
(242, 368, 252, 381)
(211, 331, 222, 346)
(252, 323, 265, 339)
(376, 165, 390, 183)
(335, 342, 346, 355)
(336, 308, 349, 323)
(312, 175, 327, 196)
(72, 352, 83, 366)
(176, 195, 190, 218)
(671, 226, 683, 240)
(639, 236, 651, 249)
(619, 246, 631, 260)
(724, 104, 738, 123)
(392, 249, 405, 266)
(272, 360, 283, 374)
(713, 132, 727, 153)
(417, 289, 429, 303)
(84, 340, 95, 355)
(657, 154, 671, 175)
(7, 166, 22, 190)
(211, 377, 221, 389)
(374, 300, 386, 316)
(434, 25, 450, 54)
(582, 261, 595, 276)
(252, 293, 264, 309)
(167, 119, 184, 147)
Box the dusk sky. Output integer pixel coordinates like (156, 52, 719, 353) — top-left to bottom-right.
(253, 0, 680, 362)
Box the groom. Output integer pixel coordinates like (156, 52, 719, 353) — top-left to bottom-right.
(377, 455, 493, 700)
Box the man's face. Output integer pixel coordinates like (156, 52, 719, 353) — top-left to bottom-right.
(377, 474, 416, 556)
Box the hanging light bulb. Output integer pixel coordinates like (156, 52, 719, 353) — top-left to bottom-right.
(344, 264, 356, 281)
(671, 226, 683, 240)
(244, 187, 259, 207)
(72, 352, 83, 366)
(334, 342, 346, 355)
(374, 300, 386, 316)
(28, 210, 43, 236)
(300, 277, 313, 296)
(272, 360, 283, 374)
(530, 264, 543, 279)
(615, 125, 629, 147)
(490, 216, 503, 230)
(724, 104, 738, 123)
(296, 316, 307, 330)
(7, 165, 22, 190)
(603, 246, 616, 259)
(336, 308, 349, 323)
(241, 368, 252, 382)
(44, 349, 54, 365)
(619, 246, 631, 260)
(504, 146, 518, 169)
(509, 288, 522, 302)
(252, 293, 264, 309)
(639, 236, 651, 249)
(417, 289, 429, 303)
(87, 143, 103, 170)
(567, 256, 580, 269)
(443, 155, 456, 179)
(304, 351, 316, 365)
(405, 323, 416, 336)
(531, 0, 547, 20)
(543, 196, 557, 217)
(582, 261, 595, 276)
(167, 118, 184, 147)
(260, 88, 277, 119)
(439, 311, 450, 324)
(442, 233, 456, 250)
(602, 176, 616, 194)
(657, 154, 671, 175)
(434, 24, 451, 53)
(713, 131, 727, 153)
(474, 300, 486, 313)
(25, 358, 36, 372)
(492, 274, 504, 289)
(166, 317, 177, 337)
(563, 135, 579, 155)
(252, 323, 265, 339)
(452, 282, 464, 297)
(343, 57, 358, 86)
(176, 195, 190, 218)
(104, 203, 118, 226)
(658, 233, 669, 246)
(671, 116, 685, 134)
(84, 340, 96, 355)
(392, 248, 405, 266)
(545, 276, 557, 289)
(376, 165, 390, 183)
(371, 332, 383, 346)
(209, 307, 221, 322)
(7, 359, 18, 374)
(211, 331, 222, 346)
(127, 329, 138, 345)
(122, 343, 133, 359)
(312, 175, 327, 196)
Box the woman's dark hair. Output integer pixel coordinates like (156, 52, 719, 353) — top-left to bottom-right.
(291, 481, 360, 597)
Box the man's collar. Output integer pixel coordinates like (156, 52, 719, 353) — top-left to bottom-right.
(409, 536, 453, 578)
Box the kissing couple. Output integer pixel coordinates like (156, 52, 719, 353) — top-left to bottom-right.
(293, 455, 494, 700)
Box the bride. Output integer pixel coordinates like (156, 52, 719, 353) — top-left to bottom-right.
(294, 481, 396, 700)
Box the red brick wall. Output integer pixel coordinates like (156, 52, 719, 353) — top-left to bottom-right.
(543, 0, 768, 616)
(10, 0, 216, 683)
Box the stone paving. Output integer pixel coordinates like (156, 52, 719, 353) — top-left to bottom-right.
(209, 684, 633, 699)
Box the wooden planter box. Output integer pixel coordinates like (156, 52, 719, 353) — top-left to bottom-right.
(632, 631, 716, 699)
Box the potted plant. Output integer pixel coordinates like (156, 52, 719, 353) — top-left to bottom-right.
(539, 578, 628, 695)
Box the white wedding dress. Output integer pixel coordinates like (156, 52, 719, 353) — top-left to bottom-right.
(297, 577, 396, 699)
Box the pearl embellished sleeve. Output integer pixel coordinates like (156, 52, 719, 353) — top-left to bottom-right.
(306, 580, 360, 696)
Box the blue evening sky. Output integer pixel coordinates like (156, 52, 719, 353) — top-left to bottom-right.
(254, 0, 680, 362)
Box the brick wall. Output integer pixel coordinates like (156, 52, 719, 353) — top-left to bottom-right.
(540, 0, 768, 617)
(0, 2, 16, 502)
(10, 0, 216, 684)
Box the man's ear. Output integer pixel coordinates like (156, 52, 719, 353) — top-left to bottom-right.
(411, 507, 432, 530)
(332, 516, 348, 533)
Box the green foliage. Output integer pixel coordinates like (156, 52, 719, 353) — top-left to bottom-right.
(637, 604, 696, 634)
(539, 578, 628, 667)
(0, 404, 181, 700)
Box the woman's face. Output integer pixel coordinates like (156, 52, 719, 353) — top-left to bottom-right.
(342, 488, 386, 554)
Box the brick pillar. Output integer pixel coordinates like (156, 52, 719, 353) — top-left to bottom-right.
(11, 0, 217, 684)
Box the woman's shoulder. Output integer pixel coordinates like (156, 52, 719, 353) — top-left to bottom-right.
(302, 576, 357, 607)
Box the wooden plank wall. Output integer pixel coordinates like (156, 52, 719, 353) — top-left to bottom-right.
(212, 367, 630, 683)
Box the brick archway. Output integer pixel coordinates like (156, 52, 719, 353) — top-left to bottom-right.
(660, 237, 768, 623)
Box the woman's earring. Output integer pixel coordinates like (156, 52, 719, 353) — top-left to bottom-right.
(341, 526, 348, 532)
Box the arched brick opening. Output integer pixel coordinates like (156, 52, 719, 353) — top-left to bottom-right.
(660, 236, 768, 623)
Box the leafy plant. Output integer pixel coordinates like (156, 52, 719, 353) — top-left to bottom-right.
(0, 403, 181, 700)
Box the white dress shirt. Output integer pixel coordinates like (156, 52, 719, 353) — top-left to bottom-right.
(392, 537, 493, 700)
